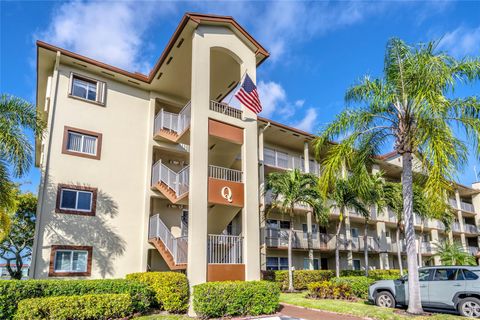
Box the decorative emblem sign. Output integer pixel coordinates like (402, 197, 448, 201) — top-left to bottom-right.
(221, 186, 233, 203)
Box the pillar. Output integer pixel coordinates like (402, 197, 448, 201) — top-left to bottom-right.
(455, 190, 467, 248)
(259, 127, 267, 271)
(431, 229, 441, 266)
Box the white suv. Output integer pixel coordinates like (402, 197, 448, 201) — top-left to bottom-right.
(368, 266, 480, 317)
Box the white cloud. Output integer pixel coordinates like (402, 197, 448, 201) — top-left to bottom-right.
(295, 100, 305, 107)
(257, 80, 286, 117)
(292, 108, 318, 133)
(439, 26, 480, 57)
(36, 1, 174, 73)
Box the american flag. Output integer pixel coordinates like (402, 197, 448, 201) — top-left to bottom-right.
(235, 74, 262, 114)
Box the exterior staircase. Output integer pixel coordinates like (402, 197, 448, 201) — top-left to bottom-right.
(149, 214, 187, 270)
(151, 161, 189, 204)
(153, 102, 191, 143)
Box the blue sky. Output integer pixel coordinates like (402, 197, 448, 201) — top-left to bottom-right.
(1, 0, 480, 193)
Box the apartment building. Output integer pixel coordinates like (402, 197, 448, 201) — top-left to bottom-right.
(31, 13, 480, 288)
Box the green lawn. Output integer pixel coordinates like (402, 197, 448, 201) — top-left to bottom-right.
(135, 314, 190, 320)
(280, 293, 464, 320)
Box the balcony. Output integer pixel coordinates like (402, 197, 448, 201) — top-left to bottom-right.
(351, 236, 380, 252)
(264, 228, 332, 250)
(264, 190, 310, 211)
(452, 222, 462, 233)
(468, 246, 479, 255)
(461, 201, 475, 213)
(464, 223, 478, 234)
(210, 101, 242, 119)
(153, 102, 191, 143)
(263, 147, 320, 175)
(207, 234, 243, 264)
(390, 241, 406, 253)
(209, 165, 242, 182)
(208, 165, 244, 207)
(421, 242, 435, 254)
(449, 198, 457, 208)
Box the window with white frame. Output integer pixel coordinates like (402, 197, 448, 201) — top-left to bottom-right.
(67, 131, 98, 156)
(69, 73, 106, 104)
(54, 250, 88, 273)
(266, 257, 288, 270)
(60, 188, 93, 212)
(351, 227, 359, 238)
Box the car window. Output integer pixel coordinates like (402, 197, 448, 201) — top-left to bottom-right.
(456, 269, 465, 280)
(419, 269, 431, 281)
(433, 268, 457, 281)
(462, 269, 479, 280)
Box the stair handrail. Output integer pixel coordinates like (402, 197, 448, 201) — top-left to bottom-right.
(149, 214, 188, 264)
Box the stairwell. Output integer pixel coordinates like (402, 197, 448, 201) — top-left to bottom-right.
(151, 161, 189, 204)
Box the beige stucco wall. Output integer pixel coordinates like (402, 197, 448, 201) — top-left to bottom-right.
(32, 64, 151, 279)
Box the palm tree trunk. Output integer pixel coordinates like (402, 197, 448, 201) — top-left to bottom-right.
(335, 218, 343, 278)
(288, 224, 294, 292)
(364, 221, 369, 277)
(402, 152, 423, 314)
(396, 227, 404, 276)
(418, 226, 424, 267)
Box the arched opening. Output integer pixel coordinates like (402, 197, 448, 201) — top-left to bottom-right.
(210, 47, 242, 102)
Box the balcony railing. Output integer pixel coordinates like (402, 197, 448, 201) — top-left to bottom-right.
(154, 102, 191, 136)
(263, 147, 320, 174)
(461, 201, 475, 213)
(208, 165, 243, 182)
(452, 222, 462, 232)
(264, 190, 310, 210)
(210, 101, 242, 119)
(351, 236, 380, 252)
(449, 198, 457, 208)
(468, 246, 479, 255)
(151, 160, 189, 197)
(464, 224, 478, 234)
(149, 214, 188, 264)
(207, 234, 243, 264)
(421, 242, 434, 253)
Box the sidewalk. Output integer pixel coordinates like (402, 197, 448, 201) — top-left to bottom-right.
(277, 303, 366, 320)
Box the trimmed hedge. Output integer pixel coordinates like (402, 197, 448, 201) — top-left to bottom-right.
(307, 281, 353, 300)
(332, 276, 376, 299)
(340, 269, 401, 279)
(14, 293, 133, 320)
(193, 281, 279, 318)
(126, 271, 188, 313)
(262, 270, 335, 290)
(0, 279, 154, 320)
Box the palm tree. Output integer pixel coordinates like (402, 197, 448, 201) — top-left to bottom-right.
(265, 169, 328, 291)
(355, 171, 385, 277)
(435, 241, 477, 266)
(314, 39, 480, 314)
(0, 94, 45, 239)
(324, 175, 368, 278)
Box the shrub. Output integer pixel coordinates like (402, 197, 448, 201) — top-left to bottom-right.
(0, 279, 154, 320)
(339, 269, 401, 280)
(193, 281, 279, 318)
(14, 294, 132, 320)
(307, 281, 353, 300)
(262, 270, 335, 291)
(126, 271, 188, 313)
(332, 276, 376, 299)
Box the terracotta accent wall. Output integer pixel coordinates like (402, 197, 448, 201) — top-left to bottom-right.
(207, 264, 245, 282)
(208, 177, 244, 207)
(208, 119, 243, 144)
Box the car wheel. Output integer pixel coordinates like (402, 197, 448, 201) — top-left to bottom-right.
(459, 297, 480, 318)
(375, 291, 395, 308)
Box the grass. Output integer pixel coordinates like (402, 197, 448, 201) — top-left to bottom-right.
(134, 314, 190, 320)
(280, 292, 464, 320)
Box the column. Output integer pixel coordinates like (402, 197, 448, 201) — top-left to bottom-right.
(455, 190, 467, 248)
(259, 127, 267, 271)
(187, 30, 210, 315)
(431, 229, 441, 266)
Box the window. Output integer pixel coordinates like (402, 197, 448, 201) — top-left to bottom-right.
(49, 245, 92, 276)
(419, 269, 431, 281)
(433, 268, 458, 281)
(385, 231, 391, 238)
(279, 221, 291, 229)
(353, 259, 361, 271)
(69, 73, 106, 104)
(303, 258, 319, 270)
(422, 234, 431, 242)
(351, 228, 359, 238)
(62, 127, 102, 160)
(267, 219, 279, 229)
(56, 184, 97, 215)
(266, 257, 288, 270)
(462, 269, 479, 280)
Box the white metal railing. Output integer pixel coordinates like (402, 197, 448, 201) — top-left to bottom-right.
(264, 190, 309, 210)
(468, 246, 479, 255)
(151, 160, 189, 197)
(208, 234, 243, 264)
(154, 102, 191, 135)
(453, 222, 462, 232)
(461, 201, 475, 213)
(351, 236, 380, 252)
(464, 224, 478, 234)
(149, 214, 188, 264)
(210, 100, 243, 119)
(449, 198, 457, 208)
(421, 242, 434, 253)
(208, 165, 243, 182)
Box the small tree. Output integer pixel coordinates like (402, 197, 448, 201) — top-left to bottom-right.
(0, 191, 37, 279)
(435, 241, 477, 266)
(265, 169, 328, 291)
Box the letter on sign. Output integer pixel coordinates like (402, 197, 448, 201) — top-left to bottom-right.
(221, 186, 233, 203)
